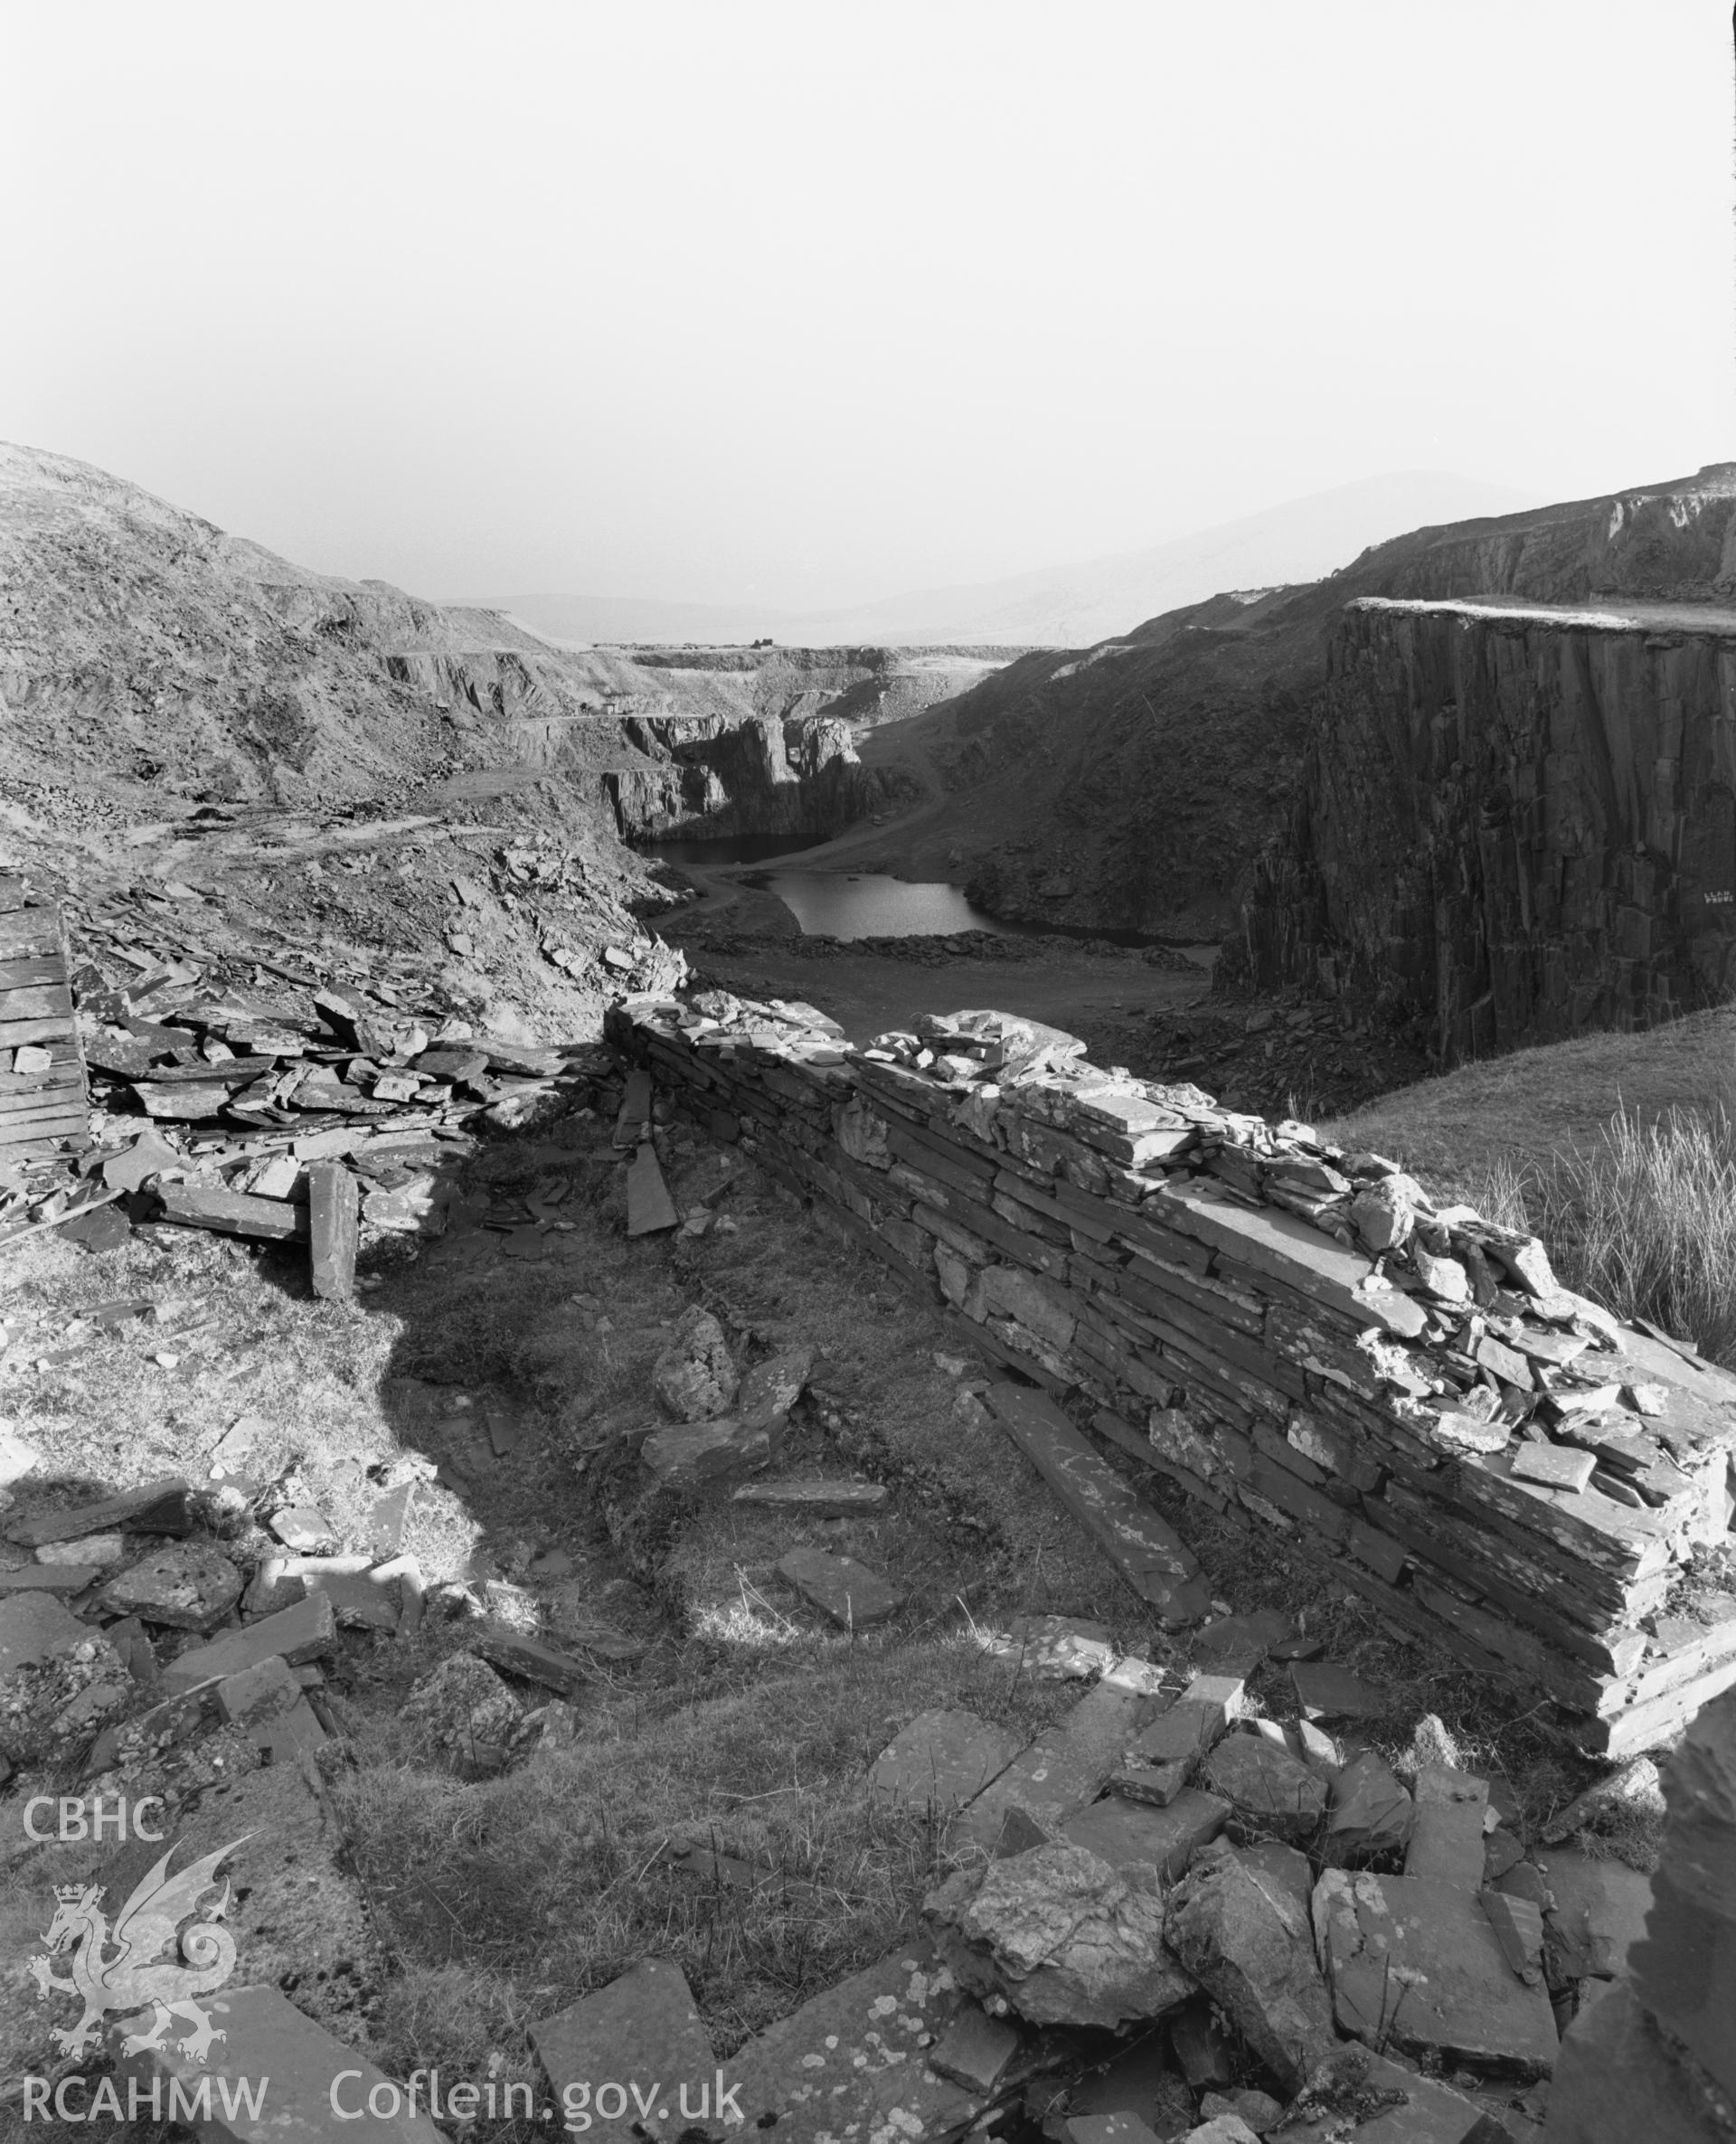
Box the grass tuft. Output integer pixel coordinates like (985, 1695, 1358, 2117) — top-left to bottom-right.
(1453, 1103, 1736, 1365)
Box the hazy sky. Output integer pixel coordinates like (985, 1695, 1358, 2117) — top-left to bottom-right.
(3, 2, 1730, 608)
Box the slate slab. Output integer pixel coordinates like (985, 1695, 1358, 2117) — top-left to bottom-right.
(1192, 1609, 1292, 1676)
(929, 2001, 1021, 2093)
(1403, 1766, 1490, 1888)
(957, 1659, 1168, 1851)
(985, 1384, 1209, 1625)
(473, 1623, 591, 1698)
(1481, 1890, 1545, 1983)
(1062, 1788, 1230, 1879)
(1325, 1752, 1414, 1866)
(307, 1162, 358, 1300)
(1204, 1733, 1328, 1843)
(5, 1476, 191, 1547)
(531, 1958, 713, 2144)
(1239, 1839, 1313, 1922)
(1538, 1846, 1654, 1980)
(1314, 1869, 1559, 2074)
(62, 1201, 132, 1252)
(736, 1345, 815, 1427)
(157, 1177, 308, 1234)
(1511, 1442, 1599, 1493)
(305, 1570, 400, 1631)
(269, 1506, 335, 1553)
(722, 1944, 986, 2144)
(776, 1546, 904, 1628)
(0, 1588, 87, 1670)
(869, 1707, 1026, 1811)
(216, 1653, 304, 1726)
(36, 1530, 124, 1566)
(1289, 1661, 1385, 1721)
(613, 1066, 654, 1147)
(96, 1540, 242, 1630)
(0, 1563, 101, 1595)
(101, 1128, 183, 1193)
(626, 1140, 678, 1236)
(731, 1478, 890, 1516)
(111, 1981, 442, 2142)
(644, 1418, 772, 1490)
(162, 1590, 336, 1693)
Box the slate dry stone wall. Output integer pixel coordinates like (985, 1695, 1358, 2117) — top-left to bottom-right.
(609, 993, 1736, 1761)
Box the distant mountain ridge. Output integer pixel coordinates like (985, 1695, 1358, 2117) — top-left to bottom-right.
(476, 471, 1538, 649)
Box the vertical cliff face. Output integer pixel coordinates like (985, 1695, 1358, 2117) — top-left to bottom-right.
(599, 709, 897, 842)
(1244, 598, 1736, 1058)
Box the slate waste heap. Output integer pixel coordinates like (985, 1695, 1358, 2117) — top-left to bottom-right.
(609, 991, 1736, 1762)
(0, 873, 684, 1295)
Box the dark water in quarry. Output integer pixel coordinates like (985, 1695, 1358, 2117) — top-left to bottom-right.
(645, 840, 1193, 948)
(645, 836, 1027, 939)
(741, 871, 1025, 940)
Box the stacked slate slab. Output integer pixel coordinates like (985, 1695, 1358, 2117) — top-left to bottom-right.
(0, 874, 89, 1162)
(607, 989, 1736, 1759)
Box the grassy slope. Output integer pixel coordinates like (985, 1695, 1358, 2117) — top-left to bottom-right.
(1324, 1006, 1736, 1363)
(1322, 1006, 1736, 1187)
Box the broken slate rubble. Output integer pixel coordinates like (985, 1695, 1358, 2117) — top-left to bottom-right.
(958, 1658, 1169, 1851)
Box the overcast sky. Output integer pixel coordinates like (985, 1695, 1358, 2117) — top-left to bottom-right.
(3, 2, 1730, 609)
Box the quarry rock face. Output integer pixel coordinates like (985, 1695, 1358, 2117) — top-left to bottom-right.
(1244, 587, 1736, 1060)
(606, 706, 896, 845)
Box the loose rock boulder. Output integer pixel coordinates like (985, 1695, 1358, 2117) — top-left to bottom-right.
(926, 1842, 1194, 2028)
(95, 1540, 242, 1630)
(1204, 1732, 1328, 1845)
(1165, 1839, 1335, 2096)
(400, 1652, 522, 1778)
(652, 1307, 739, 1421)
(1324, 1752, 1414, 1867)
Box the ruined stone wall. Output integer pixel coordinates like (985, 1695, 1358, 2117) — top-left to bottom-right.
(609, 995, 1736, 1761)
(1241, 600, 1736, 1061)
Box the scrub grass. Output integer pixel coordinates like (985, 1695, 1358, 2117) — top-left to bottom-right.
(1326, 1011, 1736, 1364)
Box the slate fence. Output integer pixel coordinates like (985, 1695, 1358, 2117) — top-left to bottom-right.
(608, 994, 1736, 1761)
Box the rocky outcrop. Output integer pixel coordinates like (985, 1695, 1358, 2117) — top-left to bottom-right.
(603, 710, 897, 844)
(1241, 598, 1736, 1059)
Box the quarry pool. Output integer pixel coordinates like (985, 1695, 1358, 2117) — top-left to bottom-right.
(738, 870, 1024, 940)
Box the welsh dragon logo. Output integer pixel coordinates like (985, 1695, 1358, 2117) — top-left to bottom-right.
(28, 1837, 250, 2064)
